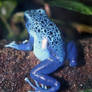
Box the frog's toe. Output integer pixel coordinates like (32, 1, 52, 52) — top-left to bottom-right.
(28, 91, 35, 92)
(41, 84, 44, 88)
(28, 90, 44, 92)
(28, 91, 32, 92)
(34, 80, 40, 88)
(44, 85, 47, 89)
(41, 84, 47, 89)
(5, 44, 9, 47)
(22, 40, 28, 44)
(34, 80, 47, 90)
(28, 91, 38, 92)
(25, 77, 37, 89)
(25, 78, 47, 92)
(5, 41, 17, 48)
(69, 59, 77, 67)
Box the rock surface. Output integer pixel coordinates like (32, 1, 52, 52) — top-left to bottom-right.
(0, 38, 92, 92)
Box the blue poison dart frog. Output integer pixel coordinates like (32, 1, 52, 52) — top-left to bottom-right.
(5, 9, 77, 92)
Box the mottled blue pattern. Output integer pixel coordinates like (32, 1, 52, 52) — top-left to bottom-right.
(25, 9, 65, 62)
(5, 9, 77, 92)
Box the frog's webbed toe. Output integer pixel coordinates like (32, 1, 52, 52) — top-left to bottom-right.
(34, 80, 40, 88)
(22, 40, 28, 44)
(25, 77, 37, 90)
(5, 41, 17, 48)
(40, 84, 47, 89)
(25, 77, 47, 92)
(34, 80, 47, 89)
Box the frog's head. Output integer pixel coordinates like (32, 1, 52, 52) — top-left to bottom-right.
(24, 9, 47, 34)
(24, 9, 47, 22)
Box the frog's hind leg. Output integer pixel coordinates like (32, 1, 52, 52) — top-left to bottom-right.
(30, 56, 64, 92)
(67, 41, 78, 67)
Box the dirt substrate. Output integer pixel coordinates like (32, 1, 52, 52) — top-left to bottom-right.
(0, 38, 92, 92)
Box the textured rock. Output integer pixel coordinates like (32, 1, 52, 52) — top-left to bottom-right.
(0, 38, 92, 92)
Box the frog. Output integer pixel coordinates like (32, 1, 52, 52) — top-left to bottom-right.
(5, 9, 77, 92)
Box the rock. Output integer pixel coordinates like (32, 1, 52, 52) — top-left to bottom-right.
(0, 38, 92, 92)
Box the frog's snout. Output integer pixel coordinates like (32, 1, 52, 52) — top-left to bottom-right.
(24, 11, 30, 22)
(24, 15, 28, 22)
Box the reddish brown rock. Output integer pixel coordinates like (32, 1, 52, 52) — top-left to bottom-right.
(0, 38, 92, 92)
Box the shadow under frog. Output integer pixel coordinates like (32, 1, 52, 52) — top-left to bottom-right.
(5, 9, 78, 92)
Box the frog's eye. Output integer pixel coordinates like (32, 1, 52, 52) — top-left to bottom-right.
(37, 9, 46, 15)
(38, 9, 41, 13)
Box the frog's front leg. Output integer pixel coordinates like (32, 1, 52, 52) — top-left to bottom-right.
(5, 36, 34, 51)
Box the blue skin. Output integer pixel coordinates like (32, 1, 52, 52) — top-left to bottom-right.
(5, 9, 77, 92)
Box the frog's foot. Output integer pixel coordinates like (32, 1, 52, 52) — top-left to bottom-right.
(28, 89, 47, 92)
(69, 59, 77, 67)
(25, 77, 47, 92)
(25, 77, 37, 89)
(5, 41, 18, 48)
(34, 80, 47, 89)
(28, 90, 46, 92)
(34, 80, 40, 88)
(28, 86, 56, 92)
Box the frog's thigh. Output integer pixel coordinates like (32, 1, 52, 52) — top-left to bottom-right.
(31, 58, 61, 75)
